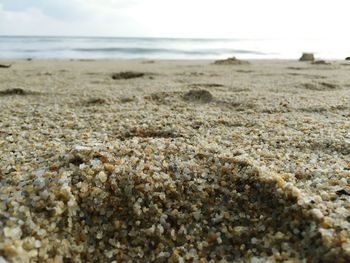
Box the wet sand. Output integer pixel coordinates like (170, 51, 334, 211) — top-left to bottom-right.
(1, 59, 350, 262)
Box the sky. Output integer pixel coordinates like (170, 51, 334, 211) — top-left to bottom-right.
(0, 0, 349, 39)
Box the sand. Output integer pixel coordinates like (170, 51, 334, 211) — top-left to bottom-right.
(0, 59, 350, 262)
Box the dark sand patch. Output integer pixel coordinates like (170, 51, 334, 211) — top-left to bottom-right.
(0, 88, 40, 96)
(330, 105, 349, 111)
(299, 82, 339, 91)
(86, 72, 101, 76)
(90, 80, 108, 84)
(0, 64, 11, 68)
(287, 73, 327, 79)
(214, 57, 249, 65)
(312, 60, 331, 65)
(183, 90, 213, 103)
(175, 72, 205, 77)
(119, 96, 137, 103)
(144, 91, 182, 104)
(121, 127, 181, 139)
(287, 67, 307, 70)
(78, 59, 96, 62)
(215, 99, 257, 111)
(112, 71, 145, 80)
(86, 98, 108, 105)
(36, 72, 53, 76)
(188, 83, 224, 88)
(229, 87, 251, 93)
(236, 69, 254, 73)
(298, 106, 328, 113)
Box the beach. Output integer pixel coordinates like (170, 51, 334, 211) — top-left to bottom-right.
(1, 59, 350, 262)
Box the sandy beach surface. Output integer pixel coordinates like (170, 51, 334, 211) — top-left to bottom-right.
(1, 59, 350, 262)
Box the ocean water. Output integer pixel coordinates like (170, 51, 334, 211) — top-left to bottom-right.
(0, 36, 349, 60)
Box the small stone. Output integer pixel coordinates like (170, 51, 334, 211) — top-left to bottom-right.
(96, 171, 107, 183)
(311, 208, 324, 220)
(4, 226, 22, 239)
(6, 136, 14, 143)
(275, 232, 285, 239)
(299, 53, 315, 61)
(207, 232, 217, 243)
(169, 249, 181, 263)
(144, 225, 155, 235)
(74, 145, 91, 152)
(34, 240, 42, 248)
(104, 163, 114, 173)
(336, 187, 350, 196)
(3, 244, 17, 257)
(251, 237, 258, 244)
(96, 232, 103, 239)
(320, 191, 330, 201)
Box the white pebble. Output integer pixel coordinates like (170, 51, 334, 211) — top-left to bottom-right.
(311, 208, 323, 220)
(97, 171, 107, 183)
(4, 226, 22, 239)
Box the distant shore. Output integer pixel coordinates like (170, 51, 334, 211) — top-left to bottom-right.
(1, 36, 350, 60)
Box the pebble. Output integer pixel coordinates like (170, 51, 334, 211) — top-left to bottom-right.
(96, 171, 107, 183)
(311, 208, 324, 220)
(3, 227, 22, 239)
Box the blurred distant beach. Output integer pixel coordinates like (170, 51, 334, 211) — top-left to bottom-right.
(0, 36, 349, 60)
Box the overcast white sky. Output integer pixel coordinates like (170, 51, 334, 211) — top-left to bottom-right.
(0, 0, 349, 39)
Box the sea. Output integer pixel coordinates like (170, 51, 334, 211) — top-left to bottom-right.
(0, 36, 349, 60)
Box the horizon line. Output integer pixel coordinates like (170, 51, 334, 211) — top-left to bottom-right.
(0, 35, 335, 41)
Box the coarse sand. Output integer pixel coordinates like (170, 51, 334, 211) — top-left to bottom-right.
(1, 59, 350, 262)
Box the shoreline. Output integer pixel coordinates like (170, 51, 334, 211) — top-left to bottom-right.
(2, 58, 350, 61)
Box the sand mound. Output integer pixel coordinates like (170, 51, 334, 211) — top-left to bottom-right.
(1, 141, 343, 262)
(214, 57, 249, 65)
